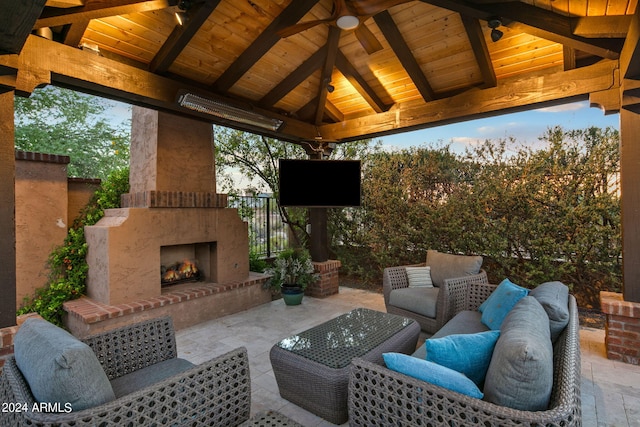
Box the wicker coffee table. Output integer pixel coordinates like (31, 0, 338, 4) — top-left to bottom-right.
(269, 307, 420, 424)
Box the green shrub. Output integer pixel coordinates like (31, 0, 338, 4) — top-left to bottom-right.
(18, 168, 130, 325)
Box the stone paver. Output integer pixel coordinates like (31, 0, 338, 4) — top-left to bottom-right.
(176, 287, 640, 427)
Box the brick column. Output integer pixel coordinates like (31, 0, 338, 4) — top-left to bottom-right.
(0, 313, 42, 372)
(307, 260, 341, 298)
(600, 291, 640, 365)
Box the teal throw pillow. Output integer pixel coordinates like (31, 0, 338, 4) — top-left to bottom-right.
(383, 352, 483, 399)
(426, 330, 500, 387)
(479, 278, 529, 330)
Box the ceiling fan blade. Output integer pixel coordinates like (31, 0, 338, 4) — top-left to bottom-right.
(349, 0, 414, 17)
(277, 19, 332, 38)
(354, 24, 383, 53)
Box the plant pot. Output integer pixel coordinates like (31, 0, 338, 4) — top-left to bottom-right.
(281, 284, 304, 306)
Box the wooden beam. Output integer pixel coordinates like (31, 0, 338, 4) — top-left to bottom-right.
(422, 0, 623, 59)
(620, 106, 640, 303)
(0, 35, 316, 142)
(0, 90, 16, 327)
(374, 10, 436, 102)
(62, 19, 90, 47)
(590, 87, 620, 114)
(0, 0, 47, 54)
(572, 15, 631, 38)
(315, 26, 341, 125)
(563, 46, 576, 71)
(460, 15, 496, 88)
(212, 0, 319, 93)
(149, 0, 221, 74)
(620, 7, 640, 80)
(335, 50, 392, 113)
(36, 0, 176, 29)
(320, 59, 620, 141)
(259, 46, 326, 108)
(324, 99, 343, 122)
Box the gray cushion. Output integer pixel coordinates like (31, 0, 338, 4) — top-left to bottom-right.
(412, 310, 488, 359)
(389, 287, 439, 319)
(426, 250, 483, 287)
(14, 318, 116, 411)
(529, 281, 570, 342)
(110, 357, 195, 397)
(483, 297, 553, 411)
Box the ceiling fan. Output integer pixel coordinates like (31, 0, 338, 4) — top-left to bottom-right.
(277, 0, 415, 54)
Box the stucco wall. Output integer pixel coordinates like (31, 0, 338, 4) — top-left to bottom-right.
(14, 151, 100, 308)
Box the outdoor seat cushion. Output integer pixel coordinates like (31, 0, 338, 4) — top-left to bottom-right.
(426, 250, 483, 287)
(388, 286, 439, 319)
(483, 296, 553, 411)
(529, 281, 570, 342)
(14, 318, 116, 411)
(110, 357, 195, 397)
(412, 310, 489, 359)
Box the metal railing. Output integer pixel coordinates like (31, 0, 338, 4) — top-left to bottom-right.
(228, 195, 288, 259)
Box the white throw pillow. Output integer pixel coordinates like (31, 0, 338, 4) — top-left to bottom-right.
(406, 266, 433, 287)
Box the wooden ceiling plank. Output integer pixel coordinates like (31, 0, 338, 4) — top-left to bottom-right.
(259, 46, 326, 108)
(335, 50, 391, 113)
(320, 59, 619, 141)
(149, 0, 222, 74)
(374, 10, 436, 102)
(36, 0, 177, 29)
(460, 15, 497, 88)
(315, 26, 341, 125)
(211, 0, 319, 93)
(0, 0, 47, 54)
(422, 0, 624, 59)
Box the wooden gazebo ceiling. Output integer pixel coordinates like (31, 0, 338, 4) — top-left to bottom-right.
(1, 0, 639, 147)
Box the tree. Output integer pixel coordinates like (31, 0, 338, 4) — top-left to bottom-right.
(213, 126, 380, 248)
(14, 86, 130, 180)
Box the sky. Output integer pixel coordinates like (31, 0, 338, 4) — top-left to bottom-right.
(104, 99, 619, 154)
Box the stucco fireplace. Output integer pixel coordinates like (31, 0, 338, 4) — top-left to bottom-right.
(85, 107, 249, 306)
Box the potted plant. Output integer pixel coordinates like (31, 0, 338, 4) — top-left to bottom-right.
(266, 248, 319, 305)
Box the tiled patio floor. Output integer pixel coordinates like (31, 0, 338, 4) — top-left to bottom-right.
(175, 287, 640, 427)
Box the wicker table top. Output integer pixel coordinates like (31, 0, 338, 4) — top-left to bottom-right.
(275, 308, 415, 369)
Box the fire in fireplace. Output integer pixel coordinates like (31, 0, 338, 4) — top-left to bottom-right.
(161, 259, 201, 286)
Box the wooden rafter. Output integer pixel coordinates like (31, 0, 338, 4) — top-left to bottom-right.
(374, 10, 436, 102)
(460, 15, 496, 89)
(62, 19, 89, 47)
(211, 0, 319, 93)
(35, 0, 177, 29)
(422, 0, 624, 59)
(149, 0, 222, 74)
(572, 16, 632, 38)
(316, 26, 341, 125)
(335, 50, 391, 113)
(259, 46, 326, 108)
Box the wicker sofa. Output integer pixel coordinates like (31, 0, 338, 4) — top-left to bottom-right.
(0, 316, 301, 427)
(383, 249, 488, 334)
(349, 281, 582, 426)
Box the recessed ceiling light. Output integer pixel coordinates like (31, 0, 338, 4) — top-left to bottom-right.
(336, 15, 359, 31)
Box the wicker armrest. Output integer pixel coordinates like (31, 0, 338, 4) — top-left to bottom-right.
(82, 316, 178, 380)
(1, 347, 252, 427)
(439, 270, 494, 321)
(382, 263, 426, 304)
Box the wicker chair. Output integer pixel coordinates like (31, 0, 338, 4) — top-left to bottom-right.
(383, 253, 489, 334)
(349, 282, 582, 427)
(0, 316, 301, 427)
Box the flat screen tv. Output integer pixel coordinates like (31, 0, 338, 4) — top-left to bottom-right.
(278, 159, 361, 207)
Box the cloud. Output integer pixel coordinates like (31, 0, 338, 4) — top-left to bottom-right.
(536, 102, 586, 113)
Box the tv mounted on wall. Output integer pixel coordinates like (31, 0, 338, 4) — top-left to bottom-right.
(278, 159, 361, 207)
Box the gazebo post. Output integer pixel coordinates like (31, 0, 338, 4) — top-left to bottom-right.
(0, 90, 17, 328)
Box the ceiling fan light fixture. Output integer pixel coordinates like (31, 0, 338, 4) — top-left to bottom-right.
(336, 15, 359, 30)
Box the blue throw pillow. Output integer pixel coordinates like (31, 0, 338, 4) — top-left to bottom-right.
(479, 278, 529, 330)
(426, 330, 500, 387)
(383, 352, 483, 399)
